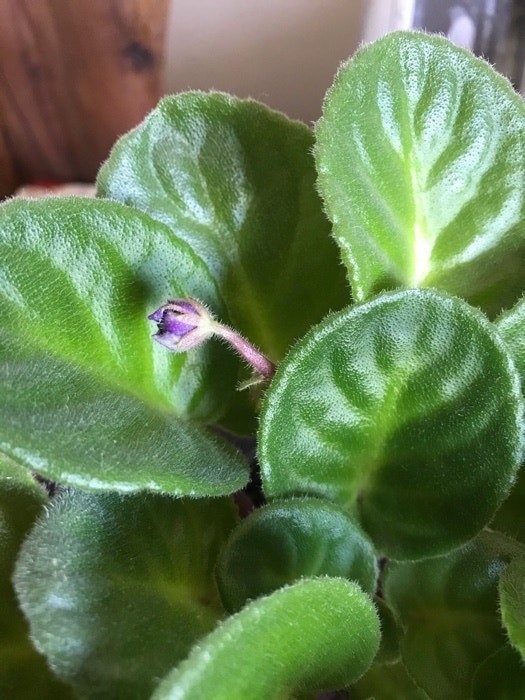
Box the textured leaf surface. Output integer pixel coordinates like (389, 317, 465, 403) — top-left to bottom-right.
(316, 32, 525, 316)
(472, 645, 525, 699)
(0, 197, 248, 495)
(0, 458, 73, 698)
(13, 490, 237, 699)
(373, 596, 402, 666)
(98, 92, 348, 361)
(491, 474, 525, 544)
(492, 300, 525, 541)
(384, 533, 508, 700)
(259, 289, 523, 559)
(152, 578, 380, 699)
(496, 297, 525, 385)
(215, 497, 377, 612)
(499, 555, 525, 658)
(351, 662, 429, 700)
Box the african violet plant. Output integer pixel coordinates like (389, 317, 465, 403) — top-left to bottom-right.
(2, 30, 525, 699)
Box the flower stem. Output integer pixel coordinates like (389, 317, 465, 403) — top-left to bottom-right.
(213, 324, 276, 380)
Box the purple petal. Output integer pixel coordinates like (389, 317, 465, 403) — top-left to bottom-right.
(174, 300, 199, 314)
(152, 332, 183, 352)
(148, 307, 165, 323)
(148, 298, 213, 353)
(162, 315, 196, 336)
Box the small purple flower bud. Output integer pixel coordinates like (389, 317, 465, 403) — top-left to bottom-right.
(148, 298, 215, 352)
(149, 297, 276, 381)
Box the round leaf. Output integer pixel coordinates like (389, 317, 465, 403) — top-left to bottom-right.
(215, 497, 377, 612)
(0, 198, 248, 495)
(491, 473, 525, 545)
(384, 533, 508, 700)
(492, 300, 525, 542)
(373, 596, 402, 666)
(351, 662, 429, 700)
(13, 490, 237, 699)
(316, 32, 525, 316)
(0, 458, 73, 698)
(472, 645, 525, 699)
(97, 93, 348, 361)
(496, 297, 525, 387)
(152, 578, 380, 699)
(499, 555, 525, 659)
(0, 197, 236, 420)
(259, 289, 524, 559)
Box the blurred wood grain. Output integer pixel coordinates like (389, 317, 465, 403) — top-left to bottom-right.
(0, 0, 168, 197)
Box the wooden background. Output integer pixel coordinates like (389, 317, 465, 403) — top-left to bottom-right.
(0, 0, 168, 198)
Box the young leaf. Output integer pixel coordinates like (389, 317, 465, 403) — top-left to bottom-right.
(499, 555, 525, 659)
(0, 458, 73, 698)
(215, 497, 377, 612)
(472, 645, 525, 699)
(259, 289, 524, 559)
(97, 92, 348, 361)
(316, 32, 525, 316)
(384, 532, 508, 700)
(13, 490, 237, 699)
(152, 578, 380, 699)
(0, 198, 248, 496)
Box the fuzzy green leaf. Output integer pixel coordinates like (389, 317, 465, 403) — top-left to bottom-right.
(373, 596, 403, 666)
(496, 296, 525, 390)
(98, 93, 348, 361)
(491, 473, 525, 545)
(492, 300, 525, 542)
(351, 662, 429, 700)
(0, 458, 73, 698)
(152, 578, 380, 699)
(216, 497, 377, 612)
(13, 490, 237, 699)
(259, 289, 524, 559)
(316, 32, 525, 316)
(472, 645, 525, 699)
(0, 198, 248, 495)
(384, 533, 508, 700)
(499, 555, 525, 659)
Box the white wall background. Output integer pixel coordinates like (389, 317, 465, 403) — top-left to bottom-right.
(164, 1, 367, 124)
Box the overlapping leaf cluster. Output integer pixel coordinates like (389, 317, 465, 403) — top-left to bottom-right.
(1, 32, 525, 699)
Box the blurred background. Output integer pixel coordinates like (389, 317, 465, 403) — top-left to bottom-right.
(1, 0, 523, 198)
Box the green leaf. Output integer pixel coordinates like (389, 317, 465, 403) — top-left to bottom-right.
(13, 489, 237, 699)
(499, 555, 525, 659)
(496, 296, 525, 388)
(492, 301, 525, 542)
(491, 473, 525, 544)
(97, 92, 348, 361)
(259, 288, 524, 559)
(373, 596, 402, 666)
(351, 662, 429, 700)
(0, 458, 47, 565)
(0, 458, 73, 698)
(384, 532, 508, 700)
(0, 197, 248, 496)
(152, 578, 380, 699)
(316, 32, 525, 316)
(215, 497, 377, 612)
(472, 645, 525, 699)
